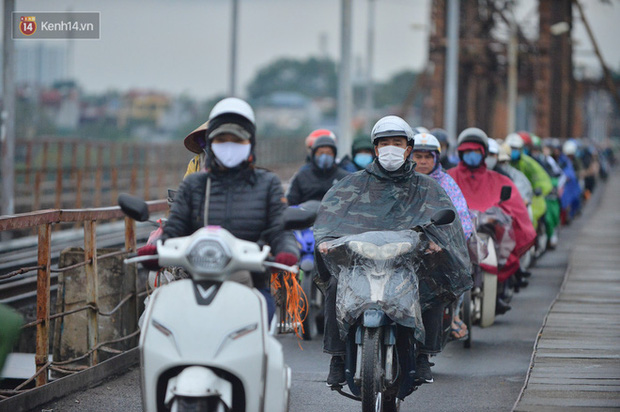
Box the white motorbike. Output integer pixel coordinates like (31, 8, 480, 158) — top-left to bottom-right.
(119, 193, 310, 412)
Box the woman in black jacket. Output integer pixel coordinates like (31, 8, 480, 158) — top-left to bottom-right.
(161, 97, 299, 320)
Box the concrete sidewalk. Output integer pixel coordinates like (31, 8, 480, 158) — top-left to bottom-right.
(513, 172, 620, 411)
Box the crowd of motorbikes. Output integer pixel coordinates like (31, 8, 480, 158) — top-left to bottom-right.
(118, 135, 615, 412)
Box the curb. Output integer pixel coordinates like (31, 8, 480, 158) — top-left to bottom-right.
(0, 347, 139, 411)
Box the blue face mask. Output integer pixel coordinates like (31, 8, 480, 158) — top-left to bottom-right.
(353, 153, 373, 168)
(463, 151, 483, 168)
(315, 153, 334, 170)
(511, 149, 521, 161)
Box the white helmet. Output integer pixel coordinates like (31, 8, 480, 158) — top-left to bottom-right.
(563, 140, 577, 155)
(456, 127, 489, 154)
(487, 138, 500, 155)
(371, 115, 414, 145)
(413, 133, 441, 152)
(498, 143, 511, 162)
(505, 133, 524, 149)
(209, 97, 255, 125)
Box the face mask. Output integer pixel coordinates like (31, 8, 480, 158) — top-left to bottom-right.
(463, 151, 483, 168)
(211, 142, 251, 168)
(314, 153, 334, 170)
(523, 147, 531, 156)
(485, 156, 498, 170)
(511, 149, 521, 161)
(353, 153, 373, 168)
(377, 145, 406, 172)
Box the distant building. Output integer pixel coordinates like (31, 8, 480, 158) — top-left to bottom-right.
(118, 90, 171, 129)
(15, 43, 68, 88)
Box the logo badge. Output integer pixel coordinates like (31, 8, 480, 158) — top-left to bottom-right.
(19, 16, 37, 36)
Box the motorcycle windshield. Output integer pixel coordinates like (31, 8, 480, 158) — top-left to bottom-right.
(321, 230, 426, 342)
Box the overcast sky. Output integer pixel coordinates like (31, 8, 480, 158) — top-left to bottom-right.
(10, 0, 620, 100)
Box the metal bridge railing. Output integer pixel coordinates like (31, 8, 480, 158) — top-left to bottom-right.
(0, 201, 167, 399)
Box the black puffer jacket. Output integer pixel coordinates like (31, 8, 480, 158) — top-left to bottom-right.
(163, 167, 298, 257)
(286, 163, 350, 206)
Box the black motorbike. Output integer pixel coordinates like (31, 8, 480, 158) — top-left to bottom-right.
(320, 209, 457, 412)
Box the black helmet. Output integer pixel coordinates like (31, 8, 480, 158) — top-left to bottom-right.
(457, 127, 489, 155)
(312, 135, 337, 157)
(430, 128, 450, 146)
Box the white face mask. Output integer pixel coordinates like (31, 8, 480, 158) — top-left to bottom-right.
(485, 156, 498, 170)
(211, 142, 251, 168)
(377, 145, 407, 171)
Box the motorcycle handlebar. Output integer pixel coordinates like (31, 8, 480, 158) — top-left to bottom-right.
(264, 261, 299, 273)
(124, 255, 159, 265)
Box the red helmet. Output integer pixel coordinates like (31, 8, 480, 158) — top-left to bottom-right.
(517, 131, 532, 146)
(305, 129, 336, 149)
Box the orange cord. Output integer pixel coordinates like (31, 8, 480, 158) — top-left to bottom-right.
(271, 271, 309, 341)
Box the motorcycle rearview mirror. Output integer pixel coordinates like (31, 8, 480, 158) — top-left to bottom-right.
(118, 193, 151, 222)
(430, 209, 456, 226)
(282, 200, 320, 230)
(500, 185, 512, 203)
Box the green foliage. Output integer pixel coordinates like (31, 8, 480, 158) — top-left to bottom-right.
(246, 56, 419, 111)
(247, 57, 338, 100)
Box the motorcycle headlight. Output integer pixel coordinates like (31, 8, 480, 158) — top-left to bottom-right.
(187, 239, 231, 272)
(347, 241, 412, 260)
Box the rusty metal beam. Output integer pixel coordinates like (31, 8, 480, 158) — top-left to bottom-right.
(573, 0, 620, 109)
(0, 201, 167, 231)
(84, 219, 99, 366)
(35, 223, 51, 386)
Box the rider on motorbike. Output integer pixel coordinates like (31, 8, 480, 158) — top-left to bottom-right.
(488, 139, 534, 207)
(286, 131, 350, 206)
(447, 128, 536, 308)
(338, 135, 376, 172)
(552, 139, 582, 222)
(314, 116, 472, 387)
(304, 129, 337, 163)
(153, 97, 300, 321)
(488, 139, 535, 289)
(505, 132, 553, 238)
(410, 132, 474, 339)
(430, 128, 458, 170)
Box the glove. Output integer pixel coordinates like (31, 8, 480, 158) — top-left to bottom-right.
(137, 244, 160, 271)
(274, 252, 298, 267)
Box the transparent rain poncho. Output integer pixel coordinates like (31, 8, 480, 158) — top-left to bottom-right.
(321, 230, 427, 342)
(314, 161, 473, 342)
(471, 206, 516, 268)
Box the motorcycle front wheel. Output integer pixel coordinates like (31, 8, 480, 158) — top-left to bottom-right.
(172, 396, 226, 412)
(462, 289, 472, 349)
(361, 327, 384, 412)
(300, 272, 317, 340)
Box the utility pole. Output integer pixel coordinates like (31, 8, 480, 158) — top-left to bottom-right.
(337, 0, 353, 156)
(2, 0, 16, 219)
(229, 0, 238, 96)
(507, 17, 518, 134)
(365, 0, 375, 132)
(444, 0, 460, 147)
